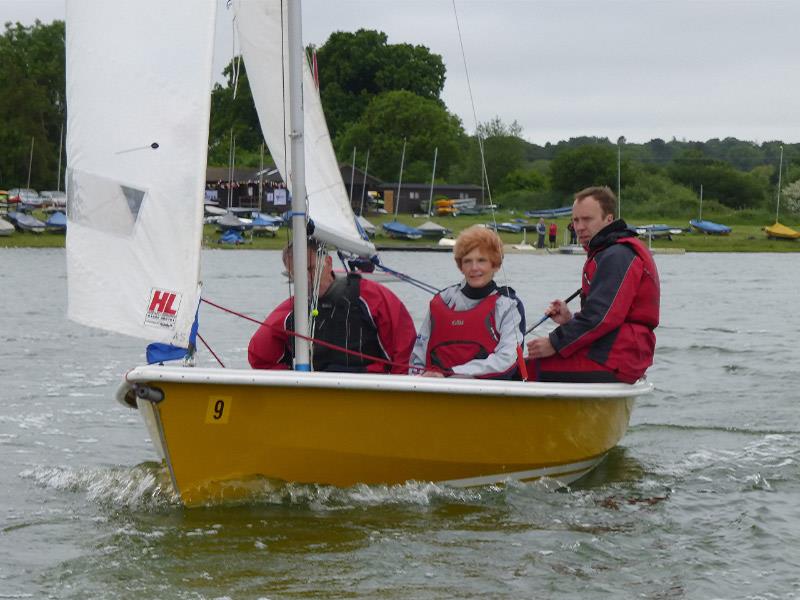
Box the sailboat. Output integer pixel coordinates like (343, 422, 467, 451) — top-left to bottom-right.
(765, 146, 800, 240)
(65, 0, 652, 506)
(382, 138, 424, 240)
(689, 185, 731, 235)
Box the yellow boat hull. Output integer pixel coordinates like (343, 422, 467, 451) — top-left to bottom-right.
(118, 368, 649, 506)
(765, 221, 800, 239)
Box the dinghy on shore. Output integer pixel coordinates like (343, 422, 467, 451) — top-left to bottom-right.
(382, 220, 423, 240)
(765, 148, 799, 240)
(7, 211, 45, 233)
(764, 222, 800, 240)
(689, 219, 731, 235)
(0, 216, 14, 236)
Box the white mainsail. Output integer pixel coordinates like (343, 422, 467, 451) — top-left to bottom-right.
(65, 0, 216, 346)
(232, 0, 375, 257)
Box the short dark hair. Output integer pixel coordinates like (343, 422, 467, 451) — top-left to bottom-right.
(575, 186, 617, 218)
(282, 239, 323, 266)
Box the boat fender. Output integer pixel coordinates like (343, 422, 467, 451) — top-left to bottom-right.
(134, 384, 164, 404)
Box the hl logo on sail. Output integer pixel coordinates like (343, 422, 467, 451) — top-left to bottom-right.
(144, 288, 182, 329)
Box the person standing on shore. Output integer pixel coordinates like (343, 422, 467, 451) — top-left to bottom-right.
(536, 218, 546, 248)
(548, 221, 558, 248)
(567, 221, 577, 244)
(527, 186, 660, 383)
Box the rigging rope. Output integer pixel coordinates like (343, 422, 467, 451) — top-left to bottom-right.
(199, 297, 426, 374)
(451, 0, 526, 377)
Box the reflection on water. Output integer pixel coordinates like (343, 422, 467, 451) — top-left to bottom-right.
(2, 249, 800, 598)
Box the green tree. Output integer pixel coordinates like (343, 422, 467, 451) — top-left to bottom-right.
(502, 168, 547, 193)
(476, 116, 523, 138)
(782, 179, 800, 216)
(208, 59, 265, 167)
(453, 117, 528, 192)
(549, 144, 623, 194)
(620, 172, 698, 218)
(667, 151, 767, 209)
(336, 90, 465, 182)
(316, 29, 445, 139)
(0, 20, 65, 189)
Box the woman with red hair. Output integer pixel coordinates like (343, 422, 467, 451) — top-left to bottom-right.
(410, 226, 526, 379)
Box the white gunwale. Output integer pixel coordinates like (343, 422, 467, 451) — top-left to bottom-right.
(119, 366, 652, 402)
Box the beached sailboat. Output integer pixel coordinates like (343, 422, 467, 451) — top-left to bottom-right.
(0, 215, 14, 236)
(6, 211, 46, 233)
(765, 147, 800, 240)
(65, 0, 651, 505)
(690, 185, 731, 235)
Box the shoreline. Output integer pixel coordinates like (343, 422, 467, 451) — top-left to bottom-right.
(1, 237, 798, 253)
(1, 217, 798, 253)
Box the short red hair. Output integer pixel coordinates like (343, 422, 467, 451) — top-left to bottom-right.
(453, 225, 504, 269)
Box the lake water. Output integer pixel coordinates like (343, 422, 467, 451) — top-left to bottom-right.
(1, 248, 798, 599)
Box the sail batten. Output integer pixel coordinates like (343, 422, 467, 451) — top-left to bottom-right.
(65, 0, 216, 346)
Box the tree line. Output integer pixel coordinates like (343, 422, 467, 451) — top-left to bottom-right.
(3, 21, 799, 218)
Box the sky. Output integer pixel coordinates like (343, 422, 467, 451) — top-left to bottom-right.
(3, 0, 799, 145)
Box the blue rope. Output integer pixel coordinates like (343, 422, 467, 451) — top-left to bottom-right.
(372, 258, 440, 295)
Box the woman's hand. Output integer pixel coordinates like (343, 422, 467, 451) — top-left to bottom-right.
(422, 370, 445, 378)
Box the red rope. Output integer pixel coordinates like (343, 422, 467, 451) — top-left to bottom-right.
(196, 332, 225, 368)
(200, 297, 421, 374)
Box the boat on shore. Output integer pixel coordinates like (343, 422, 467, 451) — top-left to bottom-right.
(690, 219, 731, 235)
(7, 211, 45, 233)
(45, 211, 67, 233)
(65, 0, 651, 506)
(634, 224, 683, 240)
(525, 207, 573, 219)
(764, 221, 800, 240)
(382, 220, 423, 240)
(690, 186, 731, 234)
(765, 146, 800, 240)
(0, 216, 14, 236)
(558, 244, 586, 255)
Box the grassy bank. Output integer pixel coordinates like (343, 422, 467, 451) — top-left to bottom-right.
(2, 210, 799, 252)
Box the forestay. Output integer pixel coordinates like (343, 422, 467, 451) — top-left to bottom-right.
(64, 0, 216, 346)
(233, 0, 375, 257)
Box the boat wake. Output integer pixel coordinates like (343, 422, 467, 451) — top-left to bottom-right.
(18, 462, 573, 511)
(19, 462, 180, 509)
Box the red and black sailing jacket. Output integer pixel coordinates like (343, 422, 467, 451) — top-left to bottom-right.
(425, 293, 501, 375)
(285, 274, 386, 372)
(549, 220, 660, 383)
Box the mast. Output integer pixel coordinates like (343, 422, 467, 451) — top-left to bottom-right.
(288, 0, 311, 371)
(358, 148, 370, 217)
(26, 137, 35, 189)
(616, 136, 622, 219)
(57, 124, 64, 192)
(349, 146, 356, 209)
(259, 142, 264, 209)
(776, 145, 784, 223)
(427, 146, 438, 216)
(698, 184, 703, 221)
(394, 138, 406, 220)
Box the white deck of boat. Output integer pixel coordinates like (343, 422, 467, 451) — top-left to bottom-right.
(121, 366, 652, 399)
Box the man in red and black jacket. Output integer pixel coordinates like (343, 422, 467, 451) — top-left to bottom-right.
(527, 186, 660, 383)
(248, 240, 416, 374)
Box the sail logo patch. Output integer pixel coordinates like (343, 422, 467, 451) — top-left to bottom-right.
(144, 288, 181, 329)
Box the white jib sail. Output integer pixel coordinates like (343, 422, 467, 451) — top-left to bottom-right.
(232, 0, 376, 258)
(65, 0, 217, 347)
